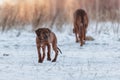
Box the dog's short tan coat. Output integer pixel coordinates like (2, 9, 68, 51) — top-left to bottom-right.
(35, 28, 61, 63)
(73, 9, 88, 46)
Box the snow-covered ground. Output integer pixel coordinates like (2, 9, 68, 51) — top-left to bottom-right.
(0, 22, 120, 80)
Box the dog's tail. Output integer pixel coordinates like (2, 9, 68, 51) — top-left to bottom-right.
(57, 47, 62, 54)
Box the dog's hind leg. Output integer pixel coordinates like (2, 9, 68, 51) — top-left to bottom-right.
(52, 43, 58, 62)
(47, 44, 51, 61)
(74, 23, 79, 43)
(79, 26, 84, 46)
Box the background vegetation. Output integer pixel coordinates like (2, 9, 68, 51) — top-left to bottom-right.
(0, 0, 119, 31)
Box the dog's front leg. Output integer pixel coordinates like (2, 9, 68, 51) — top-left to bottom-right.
(41, 46, 46, 62)
(36, 37, 42, 63)
(37, 46, 42, 63)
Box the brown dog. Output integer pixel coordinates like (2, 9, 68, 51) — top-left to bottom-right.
(73, 9, 88, 46)
(35, 28, 62, 63)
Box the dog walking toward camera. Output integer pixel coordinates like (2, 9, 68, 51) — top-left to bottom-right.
(35, 28, 62, 63)
(73, 9, 88, 46)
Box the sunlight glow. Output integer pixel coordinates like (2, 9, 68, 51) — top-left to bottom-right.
(0, 0, 81, 28)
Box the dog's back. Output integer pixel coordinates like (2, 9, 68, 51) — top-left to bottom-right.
(48, 32, 57, 44)
(74, 9, 88, 29)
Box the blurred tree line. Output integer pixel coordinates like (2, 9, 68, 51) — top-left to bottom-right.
(0, 0, 119, 31)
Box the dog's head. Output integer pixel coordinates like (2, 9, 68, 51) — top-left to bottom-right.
(35, 28, 51, 41)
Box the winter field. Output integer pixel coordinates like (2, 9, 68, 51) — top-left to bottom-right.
(0, 22, 120, 80)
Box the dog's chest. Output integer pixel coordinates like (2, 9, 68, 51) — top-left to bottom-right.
(39, 41, 47, 47)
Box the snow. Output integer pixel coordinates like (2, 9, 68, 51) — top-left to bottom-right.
(0, 22, 120, 80)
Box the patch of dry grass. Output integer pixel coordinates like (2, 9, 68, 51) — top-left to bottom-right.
(0, 0, 119, 31)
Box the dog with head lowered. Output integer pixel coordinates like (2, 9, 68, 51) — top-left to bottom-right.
(35, 28, 62, 63)
(73, 9, 88, 46)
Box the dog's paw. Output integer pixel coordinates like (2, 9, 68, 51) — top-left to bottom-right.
(38, 60, 43, 63)
(47, 58, 51, 61)
(76, 40, 79, 43)
(52, 59, 56, 62)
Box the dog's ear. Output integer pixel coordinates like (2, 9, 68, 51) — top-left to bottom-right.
(46, 28, 51, 33)
(35, 29, 41, 37)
